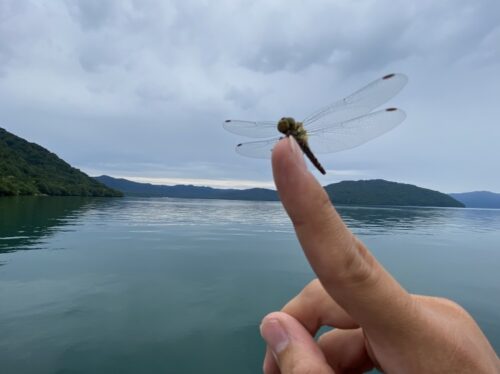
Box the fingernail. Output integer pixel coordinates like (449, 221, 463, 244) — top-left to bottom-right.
(288, 136, 306, 170)
(260, 318, 289, 355)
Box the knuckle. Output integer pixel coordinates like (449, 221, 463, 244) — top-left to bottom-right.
(445, 300, 476, 323)
(292, 190, 332, 230)
(433, 297, 472, 318)
(318, 191, 334, 216)
(333, 235, 378, 288)
(317, 194, 339, 232)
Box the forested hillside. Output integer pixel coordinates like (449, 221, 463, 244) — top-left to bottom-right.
(0, 127, 122, 197)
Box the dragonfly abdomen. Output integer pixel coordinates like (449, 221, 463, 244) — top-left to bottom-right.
(298, 141, 326, 175)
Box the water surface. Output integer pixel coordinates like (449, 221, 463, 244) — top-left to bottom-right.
(1, 197, 499, 373)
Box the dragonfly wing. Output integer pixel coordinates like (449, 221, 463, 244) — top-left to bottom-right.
(303, 73, 407, 130)
(223, 120, 278, 138)
(235, 138, 281, 159)
(307, 108, 406, 154)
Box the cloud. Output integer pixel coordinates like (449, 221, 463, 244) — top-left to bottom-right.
(122, 176, 276, 190)
(224, 86, 261, 110)
(65, 0, 116, 30)
(0, 0, 499, 192)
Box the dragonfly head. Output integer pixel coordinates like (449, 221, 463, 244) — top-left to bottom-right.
(277, 117, 296, 134)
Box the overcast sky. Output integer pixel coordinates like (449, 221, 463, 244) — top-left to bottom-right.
(1, 0, 499, 192)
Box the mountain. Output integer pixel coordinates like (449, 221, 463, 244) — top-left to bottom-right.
(449, 191, 500, 209)
(0, 127, 122, 197)
(95, 175, 278, 201)
(325, 179, 464, 207)
(96, 175, 464, 207)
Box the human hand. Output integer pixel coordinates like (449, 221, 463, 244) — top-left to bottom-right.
(260, 137, 499, 373)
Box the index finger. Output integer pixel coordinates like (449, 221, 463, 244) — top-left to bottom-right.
(272, 137, 415, 334)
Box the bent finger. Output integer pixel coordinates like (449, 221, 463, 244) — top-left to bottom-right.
(318, 328, 375, 373)
(282, 279, 358, 334)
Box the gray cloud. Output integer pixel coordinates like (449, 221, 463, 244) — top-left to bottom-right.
(65, 0, 116, 30)
(224, 86, 261, 110)
(237, 0, 500, 74)
(0, 0, 499, 192)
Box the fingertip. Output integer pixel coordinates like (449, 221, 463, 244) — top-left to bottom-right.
(261, 311, 285, 323)
(261, 313, 285, 374)
(272, 137, 307, 191)
(271, 137, 288, 165)
(272, 140, 332, 233)
(271, 138, 290, 184)
(260, 312, 334, 373)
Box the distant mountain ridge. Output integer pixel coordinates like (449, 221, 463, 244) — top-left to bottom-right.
(1, 126, 490, 207)
(449, 191, 500, 209)
(96, 175, 465, 208)
(95, 175, 278, 201)
(0, 127, 122, 197)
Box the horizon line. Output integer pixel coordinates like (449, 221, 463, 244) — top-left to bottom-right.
(93, 175, 499, 194)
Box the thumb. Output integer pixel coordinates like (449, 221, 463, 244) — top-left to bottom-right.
(260, 312, 334, 374)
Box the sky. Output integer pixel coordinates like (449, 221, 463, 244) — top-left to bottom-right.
(0, 0, 499, 193)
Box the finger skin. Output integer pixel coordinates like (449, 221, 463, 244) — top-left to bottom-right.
(263, 347, 279, 374)
(272, 137, 415, 334)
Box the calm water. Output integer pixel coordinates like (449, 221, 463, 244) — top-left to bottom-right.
(0, 197, 499, 373)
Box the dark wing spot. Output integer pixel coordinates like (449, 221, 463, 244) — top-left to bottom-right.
(386, 107, 397, 112)
(225, 119, 231, 123)
(383, 73, 395, 80)
(237, 143, 242, 147)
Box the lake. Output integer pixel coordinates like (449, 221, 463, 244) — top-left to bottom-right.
(0, 197, 499, 373)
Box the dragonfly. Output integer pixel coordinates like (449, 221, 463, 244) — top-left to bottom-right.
(223, 73, 408, 175)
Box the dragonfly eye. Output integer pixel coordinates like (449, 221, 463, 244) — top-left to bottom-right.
(277, 118, 289, 134)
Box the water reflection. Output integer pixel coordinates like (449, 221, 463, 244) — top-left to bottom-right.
(2, 198, 499, 254)
(0, 197, 111, 253)
(80, 198, 293, 233)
